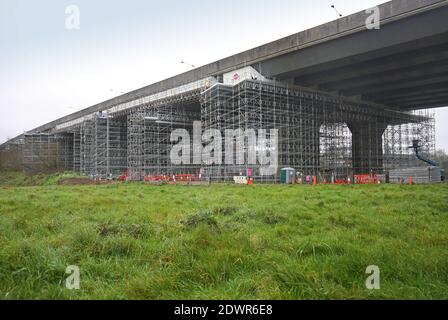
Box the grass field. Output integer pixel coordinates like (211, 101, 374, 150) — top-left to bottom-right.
(0, 173, 447, 300)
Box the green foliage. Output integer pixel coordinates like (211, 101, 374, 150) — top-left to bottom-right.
(0, 180, 447, 300)
(434, 149, 448, 172)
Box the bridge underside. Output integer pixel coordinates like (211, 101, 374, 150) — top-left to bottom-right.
(257, 4, 448, 111)
(2, 80, 435, 182)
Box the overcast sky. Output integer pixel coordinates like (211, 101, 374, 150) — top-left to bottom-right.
(1, 0, 447, 151)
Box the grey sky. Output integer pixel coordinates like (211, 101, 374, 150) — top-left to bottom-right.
(0, 0, 447, 151)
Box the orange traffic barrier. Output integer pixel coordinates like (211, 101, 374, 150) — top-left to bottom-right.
(354, 174, 379, 185)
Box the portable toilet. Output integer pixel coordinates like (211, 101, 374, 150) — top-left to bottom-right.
(280, 168, 296, 184)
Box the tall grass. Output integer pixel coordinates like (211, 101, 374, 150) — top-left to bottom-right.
(0, 179, 447, 299)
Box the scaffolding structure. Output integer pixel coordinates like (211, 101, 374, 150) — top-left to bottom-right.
(78, 113, 127, 178)
(200, 80, 436, 182)
(21, 133, 73, 173)
(73, 129, 81, 172)
(9, 79, 436, 182)
(383, 111, 436, 170)
(127, 104, 201, 180)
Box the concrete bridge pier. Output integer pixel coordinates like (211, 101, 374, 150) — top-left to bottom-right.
(348, 122, 387, 175)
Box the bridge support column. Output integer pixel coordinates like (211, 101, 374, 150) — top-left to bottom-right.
(348, 122, 386, 175)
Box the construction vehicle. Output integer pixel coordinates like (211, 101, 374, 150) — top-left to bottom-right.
(409, 140, 439, 167)
(406, 140, 445, 182)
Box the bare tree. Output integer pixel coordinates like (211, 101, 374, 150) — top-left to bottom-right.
(434, 149, 448, 171)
